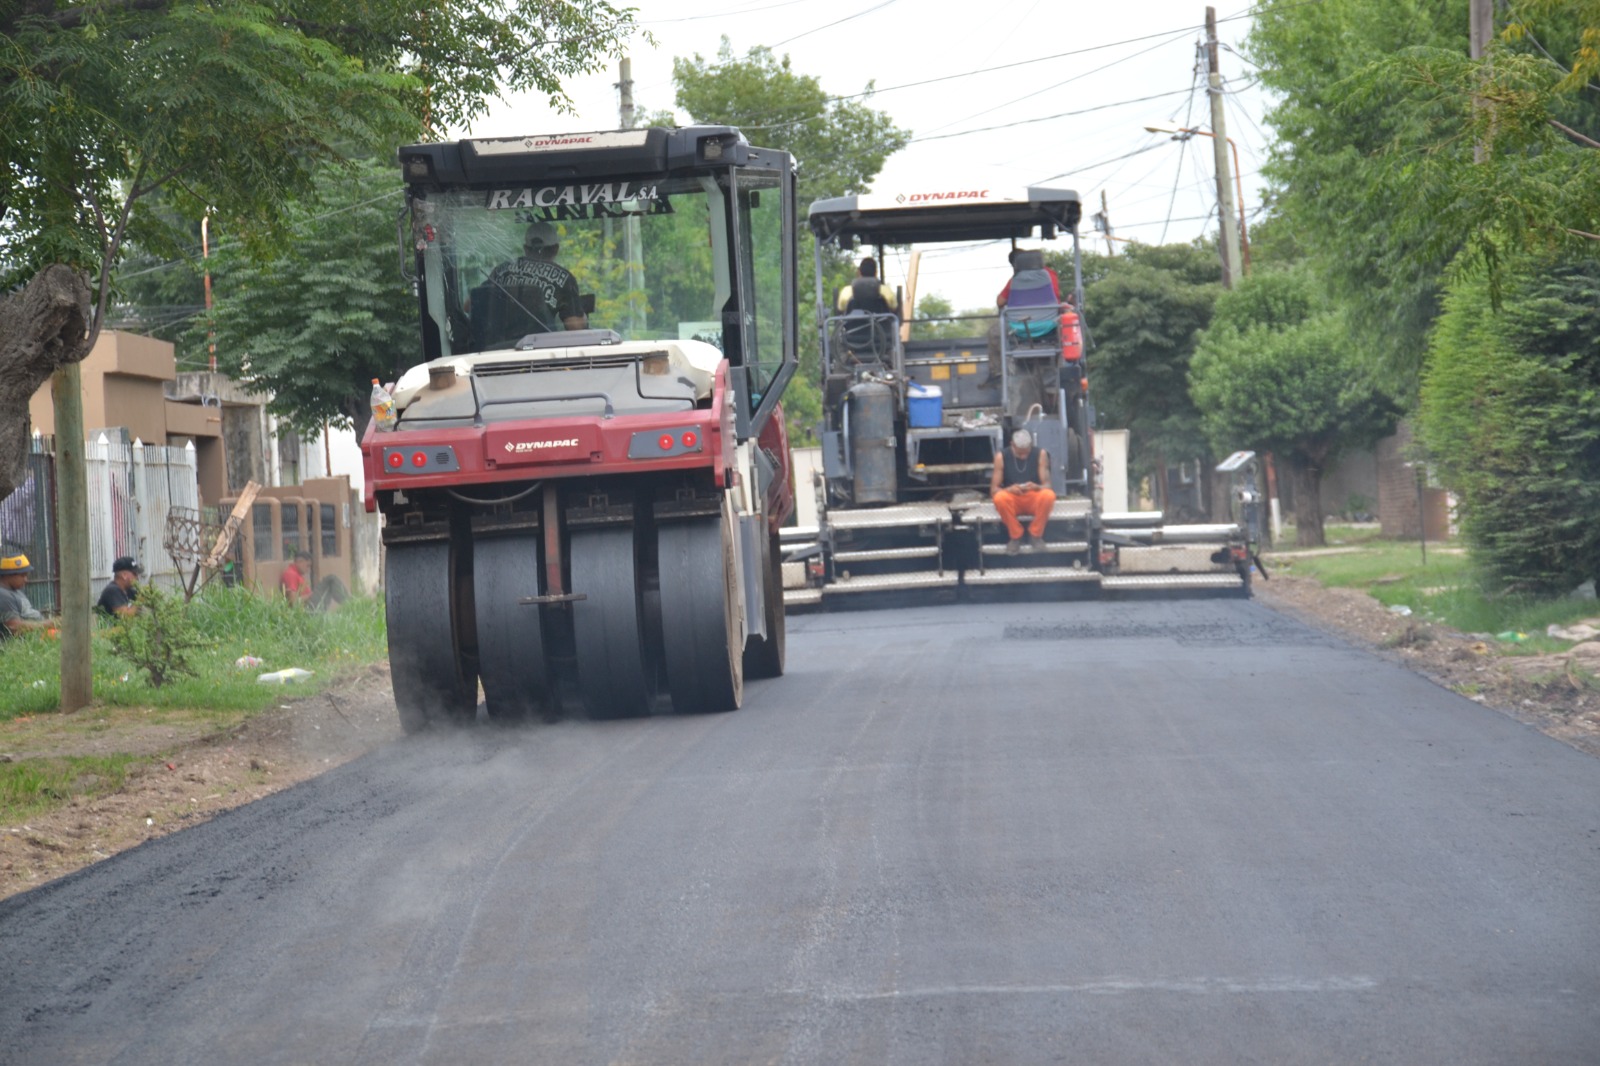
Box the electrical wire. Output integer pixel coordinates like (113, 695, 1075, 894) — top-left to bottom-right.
(638, 0, 812, 24)
(908, 87, 1196, 144)
(769, 0, 900, 48)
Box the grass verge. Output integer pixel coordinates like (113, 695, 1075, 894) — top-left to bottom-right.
(0, 589, 388, 823)
(0, 587, 387, 723)
(1267, 533, 1598, 654)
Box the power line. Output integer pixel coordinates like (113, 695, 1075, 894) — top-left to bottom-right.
(909, 87, 1196, 144)
(923, 27, 1199, 135)
(769, 0, 900, 48)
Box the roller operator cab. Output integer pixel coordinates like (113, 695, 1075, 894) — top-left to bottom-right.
(366, 127, 799, 732)
(789, 186, 1252, 605)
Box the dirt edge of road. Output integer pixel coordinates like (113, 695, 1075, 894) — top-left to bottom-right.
(3, 582, 1597, 901)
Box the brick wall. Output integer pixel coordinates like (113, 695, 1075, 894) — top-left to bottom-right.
(1377, 422, 1449, 539)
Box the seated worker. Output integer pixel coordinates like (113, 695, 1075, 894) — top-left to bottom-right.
(836, 257, 899, 357)
(988, 249, 1065, 378)
(280, 550, 313, 606)
(96, 556, 141, 618)
(990, 429, 1056, 555)
(474, 221, 588, 348)
(995, 248, 1061, 310)
(0, 552, 52, 639)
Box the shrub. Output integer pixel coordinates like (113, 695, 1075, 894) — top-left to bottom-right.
(104, 583, 211, 688)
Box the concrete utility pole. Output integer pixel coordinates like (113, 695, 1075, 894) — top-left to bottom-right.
(52, 366, 91, 711)
(1205, 6, 1244, 289)
(1099, 190, 1116, 256)
(617, 58, 644, 332)
(1470, 0, 1493, 163)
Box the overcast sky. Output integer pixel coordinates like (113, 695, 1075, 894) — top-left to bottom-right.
(452, 0, 1273, 310)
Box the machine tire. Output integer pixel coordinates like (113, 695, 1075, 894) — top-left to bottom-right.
(473, 533, 547, 722)
(659, 516, 743, 713)
(570, 525, 653, 719)
(743, 529, 786, 679)
(385, 540, 477, 733)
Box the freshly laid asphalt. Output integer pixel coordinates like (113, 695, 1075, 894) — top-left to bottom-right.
(2, 597, 1597, 1064)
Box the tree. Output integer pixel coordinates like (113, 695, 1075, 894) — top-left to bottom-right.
(1, 0, 636, 709)
(198, 158, 417, 437)
(1341, 3, 1600, 305)
(1247, 0, 1467, 397)
(671, 40, 911, 441)
(0, 0, 639, 499)
(909, 294, 991, 341)
(1419, 253, 1600, 592)
(1189, 268, 1400, 546)
(1077, 243, 1221, 492)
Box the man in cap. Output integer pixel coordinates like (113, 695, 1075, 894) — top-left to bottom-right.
(475, 221, 588, 347)
(0, 552, 51, 639)
(96, 556, 142, 618)
(989, 428, 1056, 555)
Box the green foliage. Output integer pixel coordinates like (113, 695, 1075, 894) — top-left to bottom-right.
(1078, 242, 1221, 473)
(1419, 254, 1600, 592)
(0, 588, 387, 719)
(671, 40, 912, 442)
(909, 294, 991, 341)
(1277, 539, 1600, 641)
(1, 0, 636, 340)
(0, 754, 139, 824)
(673, 40, 911, 206)
(1248, 0, 1600, 397)
(104, 583, 209, 688)
(1191, 267, 1401, 545)
(1247, 0, 1467, 395)
(197, 157, 417, 434)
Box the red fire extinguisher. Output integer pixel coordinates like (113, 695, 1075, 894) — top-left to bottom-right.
(1060, 308, 1083, 362)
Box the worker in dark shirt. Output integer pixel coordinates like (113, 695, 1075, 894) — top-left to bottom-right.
(0, 552, 52, 639)
(476, 221, 588, 347)
(96, 556, 141, 618)
(835, 257, 899, 357)
(990, 429, 1056, 555)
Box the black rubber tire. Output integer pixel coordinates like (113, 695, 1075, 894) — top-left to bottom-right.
(742, 530, 785, 679)
(385, 540, 477, 733)
(472, 534, 547, 722)
(659, 516, 743, 714)
(570, 526, 652, 719)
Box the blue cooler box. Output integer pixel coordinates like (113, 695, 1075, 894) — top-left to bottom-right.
(907, 383, 943, 428)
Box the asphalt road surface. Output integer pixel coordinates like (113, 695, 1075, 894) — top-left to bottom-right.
(3, 597, 1598, 1064)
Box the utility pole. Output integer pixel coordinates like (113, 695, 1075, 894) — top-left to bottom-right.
(52, 366, 91, 711)
(1099, 190, 1116, 256)
(1470, 0, 1493, 163)
(617, 58, 644, 331)
(618, 56, 636, 129)
(1205, 7, 1243, 289)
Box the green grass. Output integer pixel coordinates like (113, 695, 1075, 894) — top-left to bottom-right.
(1269, 537, 1599, 652)
(0, 588, 387, 723)
(0, 754, 141, 823)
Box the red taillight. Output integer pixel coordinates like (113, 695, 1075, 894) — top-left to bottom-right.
(411, 451, 427, 468)
(681, 431, 698, 448)
(659, 434, 674, 450)
(386, 452, 403, 469)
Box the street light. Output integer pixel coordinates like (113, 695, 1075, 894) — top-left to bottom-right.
(1144, 122, 1251, 275)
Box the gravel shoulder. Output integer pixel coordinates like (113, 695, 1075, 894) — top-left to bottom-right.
(2, 579, 1596, 901)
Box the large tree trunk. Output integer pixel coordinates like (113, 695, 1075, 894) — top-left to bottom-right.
(1292, 455, 1326, 547)
(0, 266, 92, 503)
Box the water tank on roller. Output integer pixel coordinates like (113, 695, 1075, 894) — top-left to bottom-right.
(848, 380, 897, 505)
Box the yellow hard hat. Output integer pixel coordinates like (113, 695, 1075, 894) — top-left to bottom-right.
(0, 553, 31, 574)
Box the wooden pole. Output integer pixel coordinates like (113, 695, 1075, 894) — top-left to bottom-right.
(899, 251, 921, 343)
(52, 364, 92, 711)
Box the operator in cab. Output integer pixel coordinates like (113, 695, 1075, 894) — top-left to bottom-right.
(990, 429, 1056, 555)
(836, 257, 898, 357)
(474, 221, 588, 348)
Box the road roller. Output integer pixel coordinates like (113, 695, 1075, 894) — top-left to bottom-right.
(363, 126, 798, 730)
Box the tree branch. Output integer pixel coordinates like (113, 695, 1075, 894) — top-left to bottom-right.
(1563, 227, 1600, 241)
(1548, 118, 1600, 149)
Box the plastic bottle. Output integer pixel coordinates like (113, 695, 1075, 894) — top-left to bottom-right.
(370, 378, 396, 431)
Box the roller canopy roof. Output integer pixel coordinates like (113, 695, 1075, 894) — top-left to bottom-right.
(808, 186, 1081, 245)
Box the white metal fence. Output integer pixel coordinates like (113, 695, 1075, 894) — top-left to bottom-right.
(85, 435, 199, 593)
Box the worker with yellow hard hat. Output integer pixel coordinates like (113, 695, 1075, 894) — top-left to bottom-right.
(0, 552, 51, 639)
